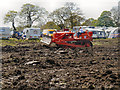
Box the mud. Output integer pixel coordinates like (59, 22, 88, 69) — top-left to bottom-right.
(1, 39, 120, 89)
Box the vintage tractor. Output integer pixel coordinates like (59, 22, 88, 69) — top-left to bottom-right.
(41, 31, 93, 49)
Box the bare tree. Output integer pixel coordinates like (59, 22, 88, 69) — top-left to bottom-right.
(64, 2, 83, 28)
(111, 1, 120, 27)
(19, 3, 48, 28)
(49, 7, 69, 29)
(4, 11, 17, 31)
(49, 2, 83, 29)
(118, 1, 120, 27)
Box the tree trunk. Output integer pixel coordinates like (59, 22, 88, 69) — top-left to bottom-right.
(70, 16, 74, 29)
(12, 20, 16, 31)
(28, 12, 32, 28)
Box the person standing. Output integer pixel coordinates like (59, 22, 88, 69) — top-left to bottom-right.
(77, 27, 84, 38)
(79, 27, 84, 33)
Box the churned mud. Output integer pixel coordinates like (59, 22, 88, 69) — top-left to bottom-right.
(1, 39, 120, 89)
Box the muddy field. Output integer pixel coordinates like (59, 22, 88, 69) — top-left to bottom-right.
(1, 39, 120, 89)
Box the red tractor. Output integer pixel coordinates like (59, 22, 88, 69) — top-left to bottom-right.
(41, 31, 93, 49)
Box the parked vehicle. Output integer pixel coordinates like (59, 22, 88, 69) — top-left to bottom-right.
(22, 28, 41, 39)
(42, 29, 57, 36)
(73, 26, 87, 32)
(108, 28, 120, 38)
(0, 27, 11, 39)
(85, 28, 106, 39)
(73, 26, 106, 39)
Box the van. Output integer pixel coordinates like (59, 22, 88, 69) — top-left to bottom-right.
(85, 28, 106, 39)
(0, 27, 11, 39)
(22, 28, 41, 39)
(42, 29, 57, 36)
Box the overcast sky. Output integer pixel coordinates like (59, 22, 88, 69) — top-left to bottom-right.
(0, 0, 119, 27)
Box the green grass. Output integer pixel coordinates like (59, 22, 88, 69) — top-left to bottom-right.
(0, 38, 119, 47)
(0, 39, 17, 46)
(0, 38, 41, 47)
